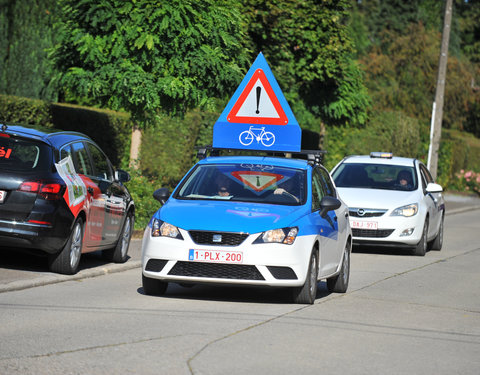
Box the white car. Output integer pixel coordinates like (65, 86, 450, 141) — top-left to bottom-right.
(141, 151, 352, 304)
(331, 153, 445, 256)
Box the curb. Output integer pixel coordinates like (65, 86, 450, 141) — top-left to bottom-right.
(0, 260, 141, 294)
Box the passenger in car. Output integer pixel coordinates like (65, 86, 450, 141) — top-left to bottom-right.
(396, 170, 413, 189)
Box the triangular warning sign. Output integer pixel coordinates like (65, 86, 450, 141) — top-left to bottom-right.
(227, 69, 288, 126)
(232, 171, 283, 192)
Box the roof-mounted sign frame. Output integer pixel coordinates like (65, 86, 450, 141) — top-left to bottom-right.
(213, 52, 301, 152)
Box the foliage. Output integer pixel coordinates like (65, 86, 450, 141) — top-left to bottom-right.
(0, 0, 59, 101)
(359, 22, 480, 135)
(123, 168, 160, 230)
(139, 109, 219, 187)
(241, 0, 370, 129)
(450, 170, 480, 196)
(456, 0, 480, 63)
(323, 111, 421, 170)
(0, 94, 53, 127)
(0, 94, 131, 167)
(51, 0, 250, 124)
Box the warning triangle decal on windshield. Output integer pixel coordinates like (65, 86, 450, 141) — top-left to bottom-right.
(232, 171, 283, 192)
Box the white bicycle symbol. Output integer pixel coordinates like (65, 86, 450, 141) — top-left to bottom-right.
(239, 126, 276, 147)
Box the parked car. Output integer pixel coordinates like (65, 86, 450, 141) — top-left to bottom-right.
(330, 152, 445, 255)
(141, 149, 352, 304)
(0, 123, 135, 274)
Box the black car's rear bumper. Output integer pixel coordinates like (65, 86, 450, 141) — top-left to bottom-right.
(0, 218, 72, 254)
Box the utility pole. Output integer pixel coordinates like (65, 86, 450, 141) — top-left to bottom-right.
(428, 0, 453, 179)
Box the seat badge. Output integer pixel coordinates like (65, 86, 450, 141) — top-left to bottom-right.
(213, 234, 222, 243)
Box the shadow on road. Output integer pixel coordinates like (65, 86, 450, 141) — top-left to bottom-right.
(136, 280, 333, 305)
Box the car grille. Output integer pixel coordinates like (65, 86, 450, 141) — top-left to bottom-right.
(145, 259, 168, 272)
(352, 229, 394, 238)
(188, 231, 249, 246)
(168, 261, 265, 280)
(349, 208, 387, 218)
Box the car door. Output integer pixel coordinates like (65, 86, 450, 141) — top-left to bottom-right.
(419, 163, 442, 237)
(69, 141, 107, 247)
(311, 167, 339, 276)
(86, 142, 124, 245)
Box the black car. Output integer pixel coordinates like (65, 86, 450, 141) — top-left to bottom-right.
(0, 123, 135, 274)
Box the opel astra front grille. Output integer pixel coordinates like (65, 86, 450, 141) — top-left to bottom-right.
(352, 229, 394, 238)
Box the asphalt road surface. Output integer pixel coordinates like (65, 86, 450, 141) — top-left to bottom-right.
(0, 194, 479, 374)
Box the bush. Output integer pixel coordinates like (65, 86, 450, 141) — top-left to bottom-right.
(323, 110, 421, 170)
(124, 169, 161, 231)
(449, 170, 480, 196)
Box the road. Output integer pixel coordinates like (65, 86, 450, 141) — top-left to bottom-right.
(0, 195, 479, 374)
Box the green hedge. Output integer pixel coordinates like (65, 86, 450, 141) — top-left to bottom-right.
(0, 94, 131, 167)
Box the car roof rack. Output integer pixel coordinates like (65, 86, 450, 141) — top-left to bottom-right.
(195, 145, 327, 165)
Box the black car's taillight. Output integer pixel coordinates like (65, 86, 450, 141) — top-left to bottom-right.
(18, 181, 64, 200)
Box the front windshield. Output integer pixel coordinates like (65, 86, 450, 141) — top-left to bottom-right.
(332, 163, 417, 191)
(175, 163, 306, 205)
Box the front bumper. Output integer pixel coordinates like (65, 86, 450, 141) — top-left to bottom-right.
(350, 214, 424, 248)
(141, 227, 314, 287)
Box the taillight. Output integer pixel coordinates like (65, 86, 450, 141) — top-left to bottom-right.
(18, 181, 64, 200)
(19, 182, 42, 193)
(40, 183, 62, 194)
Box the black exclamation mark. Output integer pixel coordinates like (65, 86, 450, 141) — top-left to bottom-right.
(256, 86, 261, 114)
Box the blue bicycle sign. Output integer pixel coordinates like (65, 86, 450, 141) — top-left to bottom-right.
(239, 126, 275, 147)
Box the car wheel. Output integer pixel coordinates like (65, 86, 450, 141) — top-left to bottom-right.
(327, 241, 351, 293)
(413, 218, 429, 256)
(429, 214, 444, 251)
(48, 218, 83, 275)
(142, 274, 168, 296)
(103, 213, 133, 263)
(292, 249, 318, 304)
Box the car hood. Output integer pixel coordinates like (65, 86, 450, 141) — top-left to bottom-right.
(155, 198, 308, 233)
(336, 187, 419, 210)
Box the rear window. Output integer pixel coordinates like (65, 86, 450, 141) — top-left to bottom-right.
(332, 163, 417, 191)
(0, 136, 51, 171)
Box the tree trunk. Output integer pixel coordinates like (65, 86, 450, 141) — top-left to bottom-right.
(129, 125, 142, 169)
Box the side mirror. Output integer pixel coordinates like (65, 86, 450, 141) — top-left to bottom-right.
(115, 169, 131, 183)
(153, 187, 170, 205)
(319, 196, 341, 218)
(426, 182, 443, 194)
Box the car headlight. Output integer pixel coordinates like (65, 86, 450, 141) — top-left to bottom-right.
(151, 219, 183, 239)
(254, 227, 298, 245)
(391, 203, 418, 217)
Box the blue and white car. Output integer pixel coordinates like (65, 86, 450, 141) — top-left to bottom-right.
(141, 150, 352, 304)
(331, 153, 445, 256)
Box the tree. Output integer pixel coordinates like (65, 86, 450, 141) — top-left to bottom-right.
(51, 0, 250, 163)
(241, 0, 370, 134)
(0, 0, 59, 101)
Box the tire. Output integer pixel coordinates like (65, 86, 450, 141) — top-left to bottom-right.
(239, 131, 254, 146)
(142, 274, 168, 296)
(429, 214, 444, 251)
(327, 241, 351, 293)
(292, 249, 318, 304)
(103, 213, 133, 263)
(413, 218, 428, 256)
(261, 131, 275, 147)
(48, 218, 84, 275)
